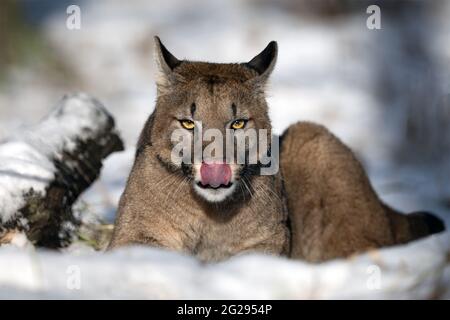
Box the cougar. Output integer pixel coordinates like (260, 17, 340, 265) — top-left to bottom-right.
(109, 37, 445, 262)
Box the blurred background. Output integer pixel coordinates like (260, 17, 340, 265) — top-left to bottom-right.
(1, 0, 450, 226)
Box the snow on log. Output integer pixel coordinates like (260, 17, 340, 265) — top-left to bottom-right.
(0, 93, 124, 247)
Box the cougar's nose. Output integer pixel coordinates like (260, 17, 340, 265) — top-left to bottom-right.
(200, 162, 232, 188)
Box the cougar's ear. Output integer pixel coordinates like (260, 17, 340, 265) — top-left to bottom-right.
(154, 36, 182, 93)
(245, 41, 277, 84)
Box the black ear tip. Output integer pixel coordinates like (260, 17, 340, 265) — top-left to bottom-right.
(154, 36, 162, 46)
(154, 36, 181, 71)
(267, 41, 278, 57)
(246, 40, 278, 75)
(259, 41, 278, 60)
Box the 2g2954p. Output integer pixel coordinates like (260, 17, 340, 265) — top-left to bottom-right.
(221, 304, 272, 315)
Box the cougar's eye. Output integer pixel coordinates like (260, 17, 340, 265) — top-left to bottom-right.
(180, 119, 195, 130)
(231, 119, 247, 130)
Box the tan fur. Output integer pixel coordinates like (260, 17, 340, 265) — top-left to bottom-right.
(110, 151, 288, 261)
(280, 122, 444, 262)
(110, 38, 444, 263)
(109, 39, 289, 261)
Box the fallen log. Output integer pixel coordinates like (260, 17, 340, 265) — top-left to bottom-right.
(0, 93, 124, 248)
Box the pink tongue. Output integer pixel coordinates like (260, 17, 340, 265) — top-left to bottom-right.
(200, 162, 231, 188)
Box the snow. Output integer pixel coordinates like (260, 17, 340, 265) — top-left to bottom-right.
(0, 141, 52, 223)
(16, 93, 114, 157)
(0, 231, 448, 299)
(0, 93, 115, 223)
(0, 0, 449, 298)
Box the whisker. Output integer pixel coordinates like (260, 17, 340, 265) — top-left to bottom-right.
(241, 177, 254, 199)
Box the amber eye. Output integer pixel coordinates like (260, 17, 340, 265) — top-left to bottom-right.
(180, 119, 195, 130)
(231, 119, 247, 130)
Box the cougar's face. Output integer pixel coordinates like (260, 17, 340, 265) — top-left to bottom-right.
(149, 37, 277, 203)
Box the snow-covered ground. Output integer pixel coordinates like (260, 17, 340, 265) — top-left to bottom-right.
(0, 0, 449, 298)
(0, 231, 448, 299)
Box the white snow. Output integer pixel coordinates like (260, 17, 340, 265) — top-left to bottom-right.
(0, 141, 53, 223)
(0, 231, 448, 299)
(0, 0, 449, 298)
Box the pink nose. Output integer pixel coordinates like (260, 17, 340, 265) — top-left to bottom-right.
(200, 162, 232, 188)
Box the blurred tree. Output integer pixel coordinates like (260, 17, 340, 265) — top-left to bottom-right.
(0, 0, 75, 86)
(370, 1, 450, 165)
(0, 1, 25, 75)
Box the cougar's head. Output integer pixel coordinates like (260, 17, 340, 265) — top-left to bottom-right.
(144, 37, 277, 203)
